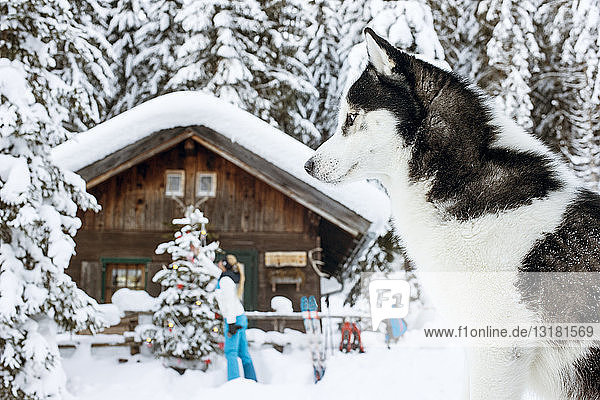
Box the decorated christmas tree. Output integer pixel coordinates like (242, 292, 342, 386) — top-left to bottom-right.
(138, 206, 222, 369)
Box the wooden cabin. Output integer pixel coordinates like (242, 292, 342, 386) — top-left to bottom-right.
(54, 92, 388, 315)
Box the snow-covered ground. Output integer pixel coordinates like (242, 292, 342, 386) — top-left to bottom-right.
(61, 326, 549, 400)
(62, 330, 466, 400)
(59, 288, 549, 399)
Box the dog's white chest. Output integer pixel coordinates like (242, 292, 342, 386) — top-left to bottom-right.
(388, 182, 575, 324)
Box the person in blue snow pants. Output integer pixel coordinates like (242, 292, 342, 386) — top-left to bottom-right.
(223, 314, 256, 381)
(215, 255, 257, 382)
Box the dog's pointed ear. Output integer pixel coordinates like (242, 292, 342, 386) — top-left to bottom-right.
(365, 28, 400, 77)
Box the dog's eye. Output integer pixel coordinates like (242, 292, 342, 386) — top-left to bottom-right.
(345, 112, 358, 126)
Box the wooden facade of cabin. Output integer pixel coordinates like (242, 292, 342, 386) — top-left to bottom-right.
(66, 125, 373, 317)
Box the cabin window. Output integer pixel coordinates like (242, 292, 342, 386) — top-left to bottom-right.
(165, 170, 185, 196)
(101, 258, 150, 303)
(196, 172, 217, 197)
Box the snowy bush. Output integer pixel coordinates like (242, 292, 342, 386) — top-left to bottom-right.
(270, 296, 293, 314)
(111, 288, 158, 313)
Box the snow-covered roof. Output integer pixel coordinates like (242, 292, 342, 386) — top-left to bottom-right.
(53, 91, 390, 234)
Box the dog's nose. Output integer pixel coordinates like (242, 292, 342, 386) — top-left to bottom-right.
(304, 158, 315, 174)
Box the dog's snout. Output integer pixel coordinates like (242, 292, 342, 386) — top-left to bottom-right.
(304, 158, 315, 175)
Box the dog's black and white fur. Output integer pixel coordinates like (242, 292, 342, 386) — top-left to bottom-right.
(305, 29, 600, 399)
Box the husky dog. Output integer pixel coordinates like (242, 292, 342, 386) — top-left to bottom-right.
(304, 28, 600, 399)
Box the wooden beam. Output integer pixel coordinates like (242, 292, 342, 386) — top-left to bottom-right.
(80, 127, 193, 187)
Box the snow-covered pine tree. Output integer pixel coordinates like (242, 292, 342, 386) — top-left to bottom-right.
(477, 0, 541, 131)
(305, 0, 342, 143)
(169, 1, 268, 115)
(338, 0, 447, 99)
(170, 0, 320, 146)
(336, 0, 368, 98)
(427, 0, 487, 84)
(530, 1, 571, 154)
(258, 0, 320, 146)
(106, 0, 148, 116)
(63, 0, 115, 131)
(3, 0, 114, 132)
(128, 0, 183, 105)
(139, 207, 221, 368)
(531, 0, 600, 188)
(1, 1, 107, 398)
(165, 0, 218, 92)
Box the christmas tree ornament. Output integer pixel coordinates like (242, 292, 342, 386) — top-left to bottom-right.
(200, 223, 207, 247)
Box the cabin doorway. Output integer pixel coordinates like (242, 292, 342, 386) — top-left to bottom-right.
(217, 249, 258, 311)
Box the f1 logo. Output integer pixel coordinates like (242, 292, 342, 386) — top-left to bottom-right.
(369, 279, 410, 330)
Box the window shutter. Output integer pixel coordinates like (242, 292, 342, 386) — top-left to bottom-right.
(81, 260, 102, 302)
